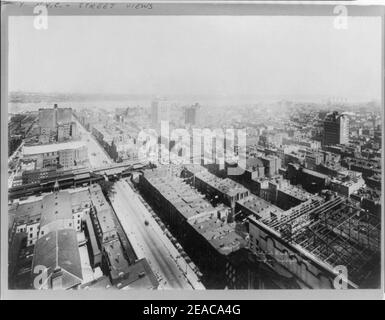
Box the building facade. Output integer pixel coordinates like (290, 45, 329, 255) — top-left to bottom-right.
(323, 111, 349, 146)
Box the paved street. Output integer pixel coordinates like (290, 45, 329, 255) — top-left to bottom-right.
(110, 180, 202, 289)
(76, 120, 113, 168)
(8, 141, 25, 188)
(76, 118, 204, 289)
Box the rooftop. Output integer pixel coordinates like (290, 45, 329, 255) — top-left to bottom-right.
(245, 157, 264, 170)
(10, 187, 92, 228)
(40, 191, 72, 228)
(195, 171, 249, 197)
(23, 141, 86, 156)
(143, 171, 221, 220)
(80, 276, 113, 290)
(10, 200, 42, 226)
(237, 194, 283, 220)
(102, 239, 130, 281)
(118, 258, 159, 289)
(143, 168, 242, 256)
(302, 168, 329, 179)
(189, 216, 245, 256)
(32, 229, 83, 289)
(89, 184, 116, 235)
(278, 184, 313, 202)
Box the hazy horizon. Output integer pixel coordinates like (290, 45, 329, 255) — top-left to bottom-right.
(9, 15, 382, 102)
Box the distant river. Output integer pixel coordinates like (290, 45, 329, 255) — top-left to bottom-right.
(8, 96, 283, 114)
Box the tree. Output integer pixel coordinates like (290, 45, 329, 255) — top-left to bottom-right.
(98, 180, 115, 198)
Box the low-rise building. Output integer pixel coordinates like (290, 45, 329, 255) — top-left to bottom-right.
(9, 188, 92, 247)
(235, 194, 283, 221)
(186, 169, 250, 212)
(22, 141, 88, 170)
(329, 171, 366, 197)
(139, 168, 247, 288)
(32, 229, 83, 289)
(89, 184, 118, 245)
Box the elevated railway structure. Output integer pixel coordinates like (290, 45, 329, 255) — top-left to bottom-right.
(8, 161, 149, 200)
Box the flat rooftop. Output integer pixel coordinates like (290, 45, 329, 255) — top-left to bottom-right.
(194, 171, 249, 197)
(143, 172, 220, 220)
(189, 216, 245, 256)
(23, 141, 86, 156)
(302, 168, 329, 179)
(237, 194, 283, 220)
(182, 164, 208, 175)
(118, 258, 159, 289)
(143, 169, 243, 256)
(89, 184, 116, 234)
(10, 200, 42, 226)
(279, 184, 313, 202)
(103, 239, 130, 280)
(10, 187, 92, 227)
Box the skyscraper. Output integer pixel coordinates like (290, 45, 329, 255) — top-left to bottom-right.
(151, 100, 159, 127)
(185, 103, 200, 126)
(38, 104, 78, 143)
(151, 99, 170, 128)
(323, 111, 349, 146)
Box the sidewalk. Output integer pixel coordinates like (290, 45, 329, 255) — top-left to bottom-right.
(122, 180, 205, 290)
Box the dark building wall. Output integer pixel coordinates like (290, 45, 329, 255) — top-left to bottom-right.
(286, 164, 328, 194)
(138, 174, 236, 289)
(276, 190, 303, 211)
(56, 108, 72, 124)
(39, 108, 56, 129)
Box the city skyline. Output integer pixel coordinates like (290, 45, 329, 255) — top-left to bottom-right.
(4, 2, 383, 298)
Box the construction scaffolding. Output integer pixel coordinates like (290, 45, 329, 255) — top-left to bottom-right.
(261, 194, 381, 286)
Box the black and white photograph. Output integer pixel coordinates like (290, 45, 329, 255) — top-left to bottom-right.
(1, 1, 384, 300)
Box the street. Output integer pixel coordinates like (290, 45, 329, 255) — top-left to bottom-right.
(76, 120, 113, 168)
(110, 180, 202, 289)
(76, 117, 204, 289)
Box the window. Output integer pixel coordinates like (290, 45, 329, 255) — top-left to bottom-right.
(41, 231, 44, 236)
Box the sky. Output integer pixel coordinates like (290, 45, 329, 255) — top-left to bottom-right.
(8, 15, 382, 101)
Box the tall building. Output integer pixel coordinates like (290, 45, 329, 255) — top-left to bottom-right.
(151, 100, 159, 127)
(323, 111, 349, 146)
(258, 155, 281, 177)
(151, 99, 170, 128)
(38, 104, 78, 143)
(185, 103, 200, 126)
